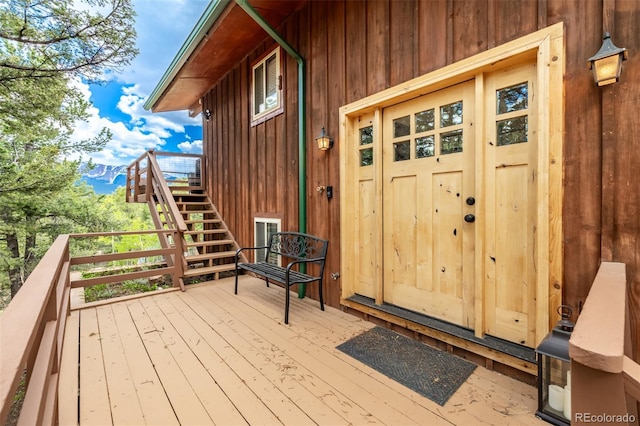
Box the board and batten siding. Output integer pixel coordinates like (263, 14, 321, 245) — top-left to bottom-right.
(201, 0, 640, 355)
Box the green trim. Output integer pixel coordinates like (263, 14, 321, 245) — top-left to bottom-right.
(143, 0, 231, 111)
(235, 0, 308, 299)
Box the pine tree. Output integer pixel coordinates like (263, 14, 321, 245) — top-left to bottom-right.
(0, 0, 138, 297)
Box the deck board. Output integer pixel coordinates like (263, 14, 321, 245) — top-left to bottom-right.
(95, 304, 146, 425)
(79, 307, 112, 425)
(60, 276, 543, 425)
(58, 310, 79, 426)
(109, 302, 179, 426)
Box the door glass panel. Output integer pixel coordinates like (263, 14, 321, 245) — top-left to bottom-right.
(415, 109, 435, 133)
(360, 148, 373, 166)
(497, 116, 528, 146)
(416, 135, 435, 158)
(496, 82, 528, 114)
(360, 126, 373, 145)
(393, 141, 411, 161)
(393, 116, 410, 137)
(440, 101, 463, 127)
(440, 130, 463, 154)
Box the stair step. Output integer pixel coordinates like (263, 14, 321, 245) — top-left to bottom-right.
(185, 219, 222, 225)
(185, 229, 227, 236)
(183, 210, 217, 215)
(185, 251, 237, 263)
(172, 194, 207, 201)
(177, 201, 210, 206)
(183, 263, 236, 277)
(186, 239, 234, 248)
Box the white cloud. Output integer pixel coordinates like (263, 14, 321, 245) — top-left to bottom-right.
(178, 140, 203, 154)
(69, 1, 208, 166)
(69, 80, 165, 165)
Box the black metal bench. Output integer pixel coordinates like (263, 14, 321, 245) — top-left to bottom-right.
(234, 232, 329, 324)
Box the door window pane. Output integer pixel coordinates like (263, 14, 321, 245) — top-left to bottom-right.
(415, 109, 435, 133)
(497, 116, 528, 146)
(393, 116, 410, 137)
(360, 148, 373, 166)
(497, 82, 528, 114)
(360, 126, 373, 145)
(394, 141, 411, 161)
(440, 130, 463, 154)
(440, 101, 463, 127)
(416, 136, 435, 158)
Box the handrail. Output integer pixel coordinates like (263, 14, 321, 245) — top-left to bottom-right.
(0, 235, 70, 425)
(0, 229, 187, 425)
(569, 262, 640, 424)
(146, 151, 188, 232)
(569, 262, 627, 373)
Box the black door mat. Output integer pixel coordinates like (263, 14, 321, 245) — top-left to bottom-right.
(347, 294, 536, 363)
(336, 326, 476, 406)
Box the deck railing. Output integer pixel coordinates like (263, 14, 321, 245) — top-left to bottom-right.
(0, 229, 184, 425)
(569, 262, 640, 424)
(126, 150, 205, 203)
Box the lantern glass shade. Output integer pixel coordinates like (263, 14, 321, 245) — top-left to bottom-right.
(316, 127, 333, 151)
(535, 306, 574, 425)
(588, 32, 628, 86)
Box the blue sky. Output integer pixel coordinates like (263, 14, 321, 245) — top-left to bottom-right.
(70, 0, 210, 166)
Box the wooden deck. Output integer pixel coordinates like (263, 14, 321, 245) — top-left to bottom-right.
(58, 276, 544, 425)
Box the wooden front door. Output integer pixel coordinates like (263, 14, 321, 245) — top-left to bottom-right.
(482, 63, 538, 347)
(382, 81, 476, 328)
(343, 62, 546, 348)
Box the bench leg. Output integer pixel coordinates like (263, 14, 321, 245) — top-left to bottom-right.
(234, 268, 239, 294)
(264, 277, 270, 288)
(285, 285, 290, 324)
(318, 280, 325, 311)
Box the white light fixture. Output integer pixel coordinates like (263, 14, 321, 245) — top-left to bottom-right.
(588, 32, 628, 87)
(315, 127, 333, 151)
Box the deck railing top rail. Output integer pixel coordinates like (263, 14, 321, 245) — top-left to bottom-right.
(569, 262, 628, 372)
(569, 262, 640, 424)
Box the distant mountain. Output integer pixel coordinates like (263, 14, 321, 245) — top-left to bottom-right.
(80, 163, 128, 194)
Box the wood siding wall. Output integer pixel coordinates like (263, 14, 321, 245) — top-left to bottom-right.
(202, 0, 640, 354)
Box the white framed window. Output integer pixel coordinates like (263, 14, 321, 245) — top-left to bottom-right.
(251, 46, 283, 125)
(254, 217, 281, 265)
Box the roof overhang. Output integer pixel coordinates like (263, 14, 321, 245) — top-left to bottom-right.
(144, 0, 306, 116)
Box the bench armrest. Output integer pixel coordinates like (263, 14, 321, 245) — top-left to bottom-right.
(235, 246, 269, 263)
(284, 258, 325, 278)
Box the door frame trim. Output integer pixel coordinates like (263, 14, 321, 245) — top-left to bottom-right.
(340, 22, 564, 347)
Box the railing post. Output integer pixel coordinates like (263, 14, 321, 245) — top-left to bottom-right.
(172, 230, 185, 291)
(571, 361, 631, 424)
(145, 151, 153, 202)
(569, 262, 638, 425)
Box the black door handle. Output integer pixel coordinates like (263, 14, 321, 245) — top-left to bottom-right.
(464, 214, 475, 223)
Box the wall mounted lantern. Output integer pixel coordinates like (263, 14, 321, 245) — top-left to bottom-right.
(588, 32, 628, 86)
(535, 305, 575, 425)
(315, 127, 334, 151)
(204, 109, 212, 121)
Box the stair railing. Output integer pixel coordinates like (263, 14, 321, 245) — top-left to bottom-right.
(144, 151, 188, 291)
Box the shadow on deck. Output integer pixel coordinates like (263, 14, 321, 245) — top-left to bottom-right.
(60, 275, 542, 425)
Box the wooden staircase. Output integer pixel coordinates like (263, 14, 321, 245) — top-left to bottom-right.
(126, 151, 246, 286)
(170, 190, 242, 281)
